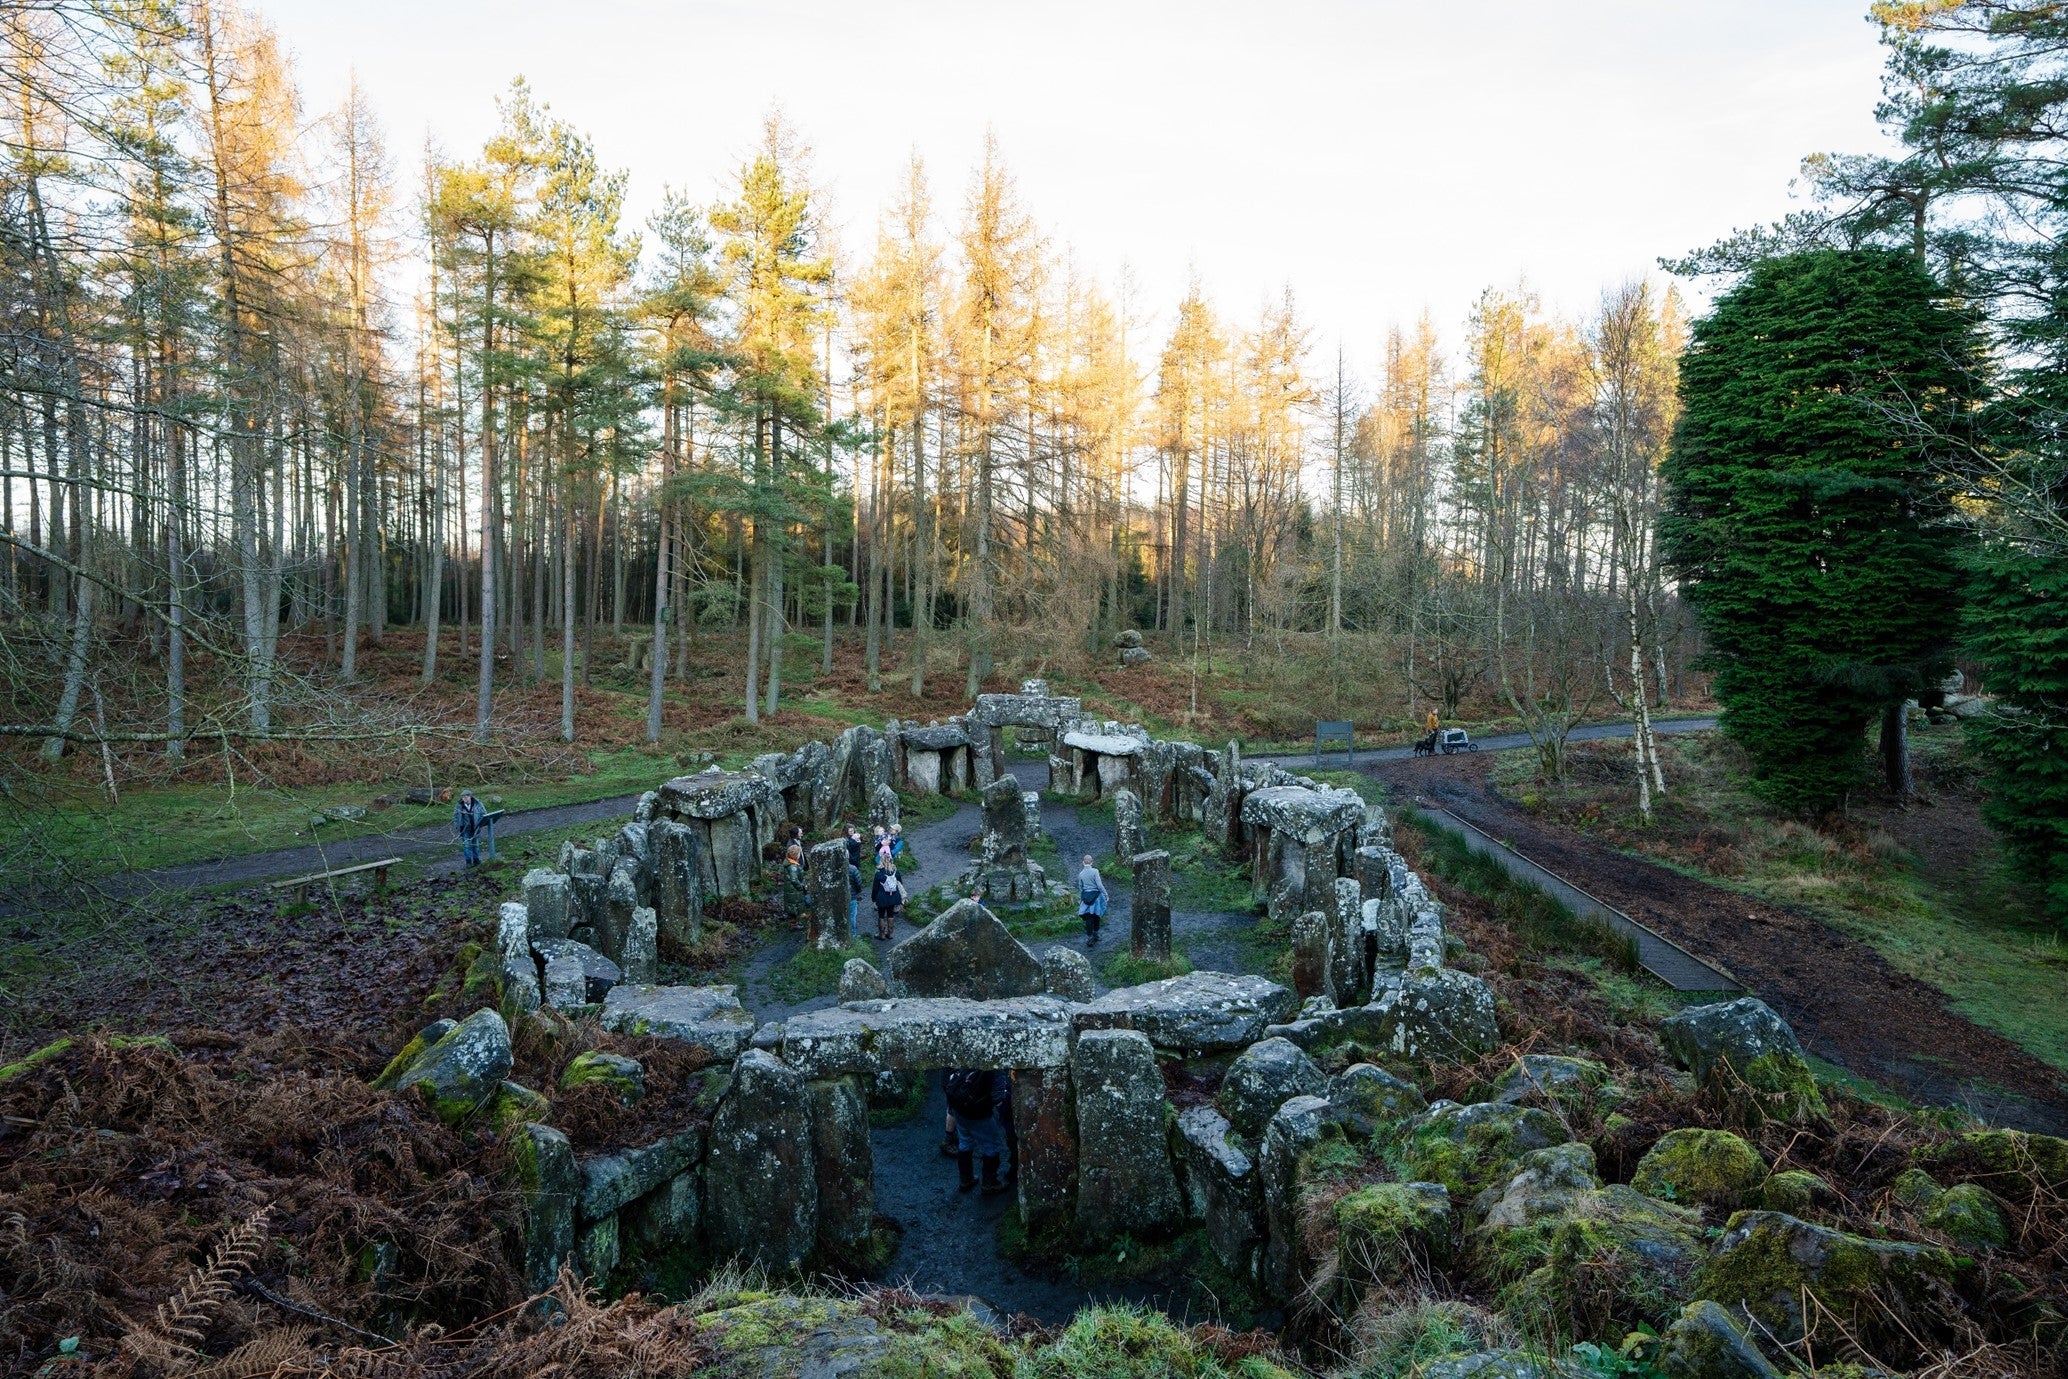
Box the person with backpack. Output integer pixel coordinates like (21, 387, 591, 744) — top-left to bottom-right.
(1077, 854, 1109, 944)
(452, 790, 487, 868)
(944, 1067, 1011, 1196)
(870, 860, 907, 940)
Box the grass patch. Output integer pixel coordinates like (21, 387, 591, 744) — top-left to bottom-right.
(760, 937, 875, 1006)
(895, 789, 963, 828)
(1097, 948, 1194, 987)
(1396, 810, 1641, 971)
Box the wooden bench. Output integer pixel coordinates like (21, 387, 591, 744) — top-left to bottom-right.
(269, 856, 404, 902)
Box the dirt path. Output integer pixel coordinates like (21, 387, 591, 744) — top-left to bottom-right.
(1370, 752, 2068, 1134)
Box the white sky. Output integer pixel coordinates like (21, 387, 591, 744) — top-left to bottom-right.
(254, 0, 1894, 376)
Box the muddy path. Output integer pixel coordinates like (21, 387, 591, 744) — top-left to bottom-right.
(1368, 752, 2068, 1135)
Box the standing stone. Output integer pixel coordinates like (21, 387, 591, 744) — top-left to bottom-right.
(500, 945, 542, 1016)
(885, 898, 1045, 1000)
(496, 901, 530, 959)
(704, 1050, 820, 1269)
(946, 744, 971, 793)
(1014, 1066, 1077, 1231)
(1072, 1029, 1182, 1237)
(597, 860, 640, 967)
(1259, 1094, 1340, 1299)
(1040, 946, 1097, 1002)
(807, 839, 851, 948)
(907, 750, 943, 795)
(838, 958, 888, 1003)
(705, 811, 758, 897)
(856, 735, 892, 805)
(1021, 791, 1042, 842)
(510, 1122, 577, 1295)
(1291, 910, 1332, 1000)
(652, 820, 704, 950)
(883, 720, 905, 788)
(524, 869, 573, 942)
(622, 907, 658, 984)
(1095, 752, 1133, 799)
(1330, 877, 1364, 1007)
(1138, 740, 1175, 821)
(868, 783, 901, 833)
(1218, 1036, 1329, 1140)
(808, 1076, 876, 1257)
(1172, 1105, 1263, 1279)
(973, 738, 997, 790)
(623, 1171, 700, 1251)
(1113, 788, 1147, 863)
(543, 949, 587, 1010)
(1130, 850, 1173, 962)
(981, 775, 1030, 861)
(1355, 845, 1391, 902)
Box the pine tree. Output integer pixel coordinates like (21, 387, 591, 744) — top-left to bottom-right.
(1661, 248, 1982, 813)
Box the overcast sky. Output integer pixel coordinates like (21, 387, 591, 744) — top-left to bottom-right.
(254, 0, 1894, 373)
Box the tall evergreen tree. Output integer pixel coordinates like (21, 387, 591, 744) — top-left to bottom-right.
(1661, 249, 1982, 813)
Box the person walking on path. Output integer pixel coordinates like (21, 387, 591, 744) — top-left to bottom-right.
(870, 860, 907, 940)
(782, 844, 808, 927)
(452, 790, 487, 869)
(944, 1067, 1012, 1196)
(1077, 854, 1108, 944)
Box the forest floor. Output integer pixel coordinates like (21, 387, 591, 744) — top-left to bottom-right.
(1366, 730, 2068, 1134)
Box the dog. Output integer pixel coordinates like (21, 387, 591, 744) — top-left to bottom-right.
(1413, 731, 1438, 757)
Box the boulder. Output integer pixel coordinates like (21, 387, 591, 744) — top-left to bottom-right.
(1654, 1299, 1782, 1379)
(1074, 971, 1300, 1054)
(1398, 1101, 1569, 1198)
(1660, 997, 1825, 1121)
(1130, 849, 1172, 962)
(523, 868, 573, 942)
(1694, 1211, 1959, 1358)
(1894, 1171, 2010, 1249)
(1480, 1182, 1705, 1335)
(808, 1076, 876, 1257)
(377, 1009, 512, 1126)
(598, 984, 755, 1059)
(1422, 1353, 1589, 1379)
(542, 949, 587, 1010)
(1474, 1143, 1601, 1228)
(533, 939, 622, 1006)
(1113, 788, 1147, 861)
(1327, 1063, 1427, 1136)
(1039, 946, 1097, 1003)
(1072, 1028, 1183, 1237)
(623, 1172, 700, 1251)
(1490, 1055, 1609, 1112)
(838, 958, 889, 1004)
(507, 1122, 577, 1294)
(1927, 1127, 2068, 1192)
(1361, 969, 1502, 1060)
(495, 901, 529, 958)
(1061, 728, 1143, 758)
(1217, 1036, 1329, 1140)
(780, 996, 1076, 1077)
(1171, 1105, 1262, 1279)
(1120, 646, 1153, 667)
(703, 1050, 819, 1269)
(885, 898, 1044, 1001)
(1631, 1129, 1767, 1210)
(1115, 627, 1144, 649)
(1753, 1169, 1833, 1215)
(1239, 784, 1365, 841)
(1333, 1180, 1452, 1291)
(498, 945, 541, 1017)
(561, 1050, 646, 1105)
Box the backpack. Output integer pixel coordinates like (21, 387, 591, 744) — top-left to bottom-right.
(872, 871, 902, 908)
(944, 1069, 994, 1120)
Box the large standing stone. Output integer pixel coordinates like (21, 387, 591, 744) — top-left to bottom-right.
(1013, 1066, 1078, 1231)
(596, 860, 641, 968)
(1130, 849, 1172, 961)
(509, 1122, 577, 1295)
(885, 898, 1044, 1000)
(1113, 788, 1147, 863)
(1258, 1094, 1340, 1299)
(1218, 1036, 1328, 1140)
(1172, 1105, 1262, 1278)
(980, 775, 1029, 862)
(703, 1050, 820, 1269)
(651, 820, 704, 949)
(621, 907, 658, 984)
(524, 869, 573, 942)
(868, 783, 901, 833)
(808, 1076, 876, 1257)
(906, 750, 942, 795)
(1355, 845, 1392, 902)
(376, 1008, 513, 1126)
(1330, 877, 1365, 1006)
(1072, 1029, 1182, 1237)
(807, 839, 851, 948)
(1291, 910, 1331, 999)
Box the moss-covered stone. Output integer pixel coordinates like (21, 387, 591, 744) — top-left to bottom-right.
(1631, 1128, 1766, 1209)
(561, 1049, 647, 1106)
(1928, 1128, 2068, 1193)
(1693, 1210, 1959, 1360)
(1420, 1348, 1590, 1378)
(1477, 1183, 1704, 1334)
(1920, 1183, 2009, 1251)
(689, 1293, 1022, 1377)
(376, 1009, 513, 1126)
(1654, 1299, 1781, 1378)
(1398, 1101, 1569, 1198)
(370, 1018, 454, 1090)
(488, 1079, 551, 1133)
(1334, 1180, 1453, 1289)
(1486, 1054, 1610, 1113)
(1021, 1303, 1299, 1378)
(1754, 1169, 1831, 1215)
(1891, 1168, 1943, 1211)
(1737, 1051, 1826, 1123)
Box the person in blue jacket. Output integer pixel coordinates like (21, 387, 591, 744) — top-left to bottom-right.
(945, 1067, 1012, 1196)
(1077, 854, 1108, 944)
(452, 790, 487, 868)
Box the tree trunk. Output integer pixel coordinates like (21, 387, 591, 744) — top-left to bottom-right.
(1881, 701, 1914, 799)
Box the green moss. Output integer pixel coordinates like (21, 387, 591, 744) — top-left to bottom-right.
(1480, 1185, 1703, 1336)
(0, 1033, 174, 1085)
(1630, 1128, 1766, 1208)
(1756, 1169, 1832, 1214)
(1892, 1168, 1943, 1210)
(561, 1050, 646, 1105)
(489, 1080, 551, 1132)
(1097, 948, 1194, 988)
(1921, 1183, 2009, 1250)
(370, 1020, 451, 1091)
(1021, 1304, 1298, 1379)
(1693, 1211, 1958, 1355)
(1738, 1051, 1828, 1122)
(1397, 1104, 1567, 1198)
(1930, 1127, 2068, 1192)
(459, 941, 498, 1000)
(1334, 1182, 1453, 1284)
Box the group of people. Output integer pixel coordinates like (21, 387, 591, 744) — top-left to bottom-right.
(779, 822, 913, 941)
